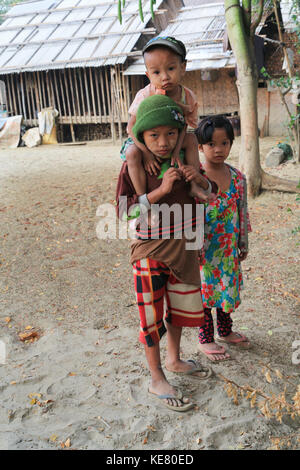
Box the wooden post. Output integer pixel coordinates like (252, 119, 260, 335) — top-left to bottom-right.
(78, 68, 87, 123)
(63, 68, 75, 142)
(99, 68, 107, 120)
(83, 67, 91, 123)
(5, 76, 13, 117)
(10, 75, 18, 115)
(94, 67, 102, 123)
(89, 67, 97, 123)
(53, 70, 62, 121)
(25, 72, 32, 122)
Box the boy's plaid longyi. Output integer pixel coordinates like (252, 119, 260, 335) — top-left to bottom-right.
(133, 258, 205, 346)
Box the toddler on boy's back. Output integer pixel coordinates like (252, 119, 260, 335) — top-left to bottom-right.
(120, 36, 214, 202)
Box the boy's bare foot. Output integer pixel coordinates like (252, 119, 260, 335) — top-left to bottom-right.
(148, 379, 192, 410)
(165, 358, 212, 379)
(198, 342, 231, 362)
(216, 331, 251, 349)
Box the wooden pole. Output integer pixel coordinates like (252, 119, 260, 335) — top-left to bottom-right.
(78, 68, 87, 123)
(72, 68, 82, 123)
(99, 68, 107, 120)
(94, 67, 102, 123)
(63, 68, 75, 142)
(5, 76, 13, 117)
(20, 73, 27, 120)
(33, 72, 41, 113)
(83, 67, 91, 123)
(53, 70, 62, 120)
(68, 68, 77, 123)
(89, 67, 97, 123)
(10, 74, 18, 115)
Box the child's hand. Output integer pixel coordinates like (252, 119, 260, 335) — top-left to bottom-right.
(180, 165, 199, 182)
(238, 248, 248, 261)
(160, 167, 181, 194)
(170, 151, 183, 169)
(142, 150, 162, 176)
(172, 100, 193, 117)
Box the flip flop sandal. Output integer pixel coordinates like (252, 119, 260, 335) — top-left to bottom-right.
(197, 344, 231, 362)
(166, 359, 212, 380)
(148, 389, 194, 412)
(216, 333, 251, 349)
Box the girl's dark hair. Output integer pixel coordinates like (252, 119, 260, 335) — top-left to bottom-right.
(195, 115, 235, 145)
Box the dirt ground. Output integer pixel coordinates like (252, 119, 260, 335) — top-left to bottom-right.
(0, 136, 299, 450)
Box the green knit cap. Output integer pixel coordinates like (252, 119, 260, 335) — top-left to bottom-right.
(132, 95, 185, 143)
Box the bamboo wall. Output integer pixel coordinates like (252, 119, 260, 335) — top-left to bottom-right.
(182, 68, 240, 117)
(1, 65, 131, 129)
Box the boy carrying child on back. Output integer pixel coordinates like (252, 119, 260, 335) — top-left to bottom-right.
(116, 94, 216, 412)
(120, 36, 214, 202)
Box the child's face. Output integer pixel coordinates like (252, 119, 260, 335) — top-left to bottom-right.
(144, 48, 186, 93)
(199, 128, 232, 164)
(143, 126, 179, 158)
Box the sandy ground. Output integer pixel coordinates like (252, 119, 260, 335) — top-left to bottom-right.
(0, 136, 299, 451)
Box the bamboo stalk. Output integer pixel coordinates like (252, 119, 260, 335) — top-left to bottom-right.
(33, 72, 41, 113)
(63, 68, 75, 141)
(53, 70, 62, 119)
(83, 67, 91, 122)
(94, 67, 102, 123)
(20, 73, 27, 120)
(68, 68, 77, 123)
(58, 70, 67, 117)
(72, 68, 82, 123)
(10, 74, 18, 115)
(89, 67, 97, 123)
(99, 68, 107, 119)
(78, 68, 87, 123)
(25, 72, 32, 121)
(37, 71, 44, 109)
(5, 76, 13, 117)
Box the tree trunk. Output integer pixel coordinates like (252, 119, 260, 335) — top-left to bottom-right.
(225, 0, 300, 197)
(237, 68, 262, 197)
(225, 0, 262, 197)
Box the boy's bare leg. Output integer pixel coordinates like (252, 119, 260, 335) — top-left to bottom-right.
(145, 343, 191, 408)
(126, 144, 146, 196)
(165, 322, 208, 377)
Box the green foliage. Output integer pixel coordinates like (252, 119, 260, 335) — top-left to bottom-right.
(118, 0, 156, 24)
(0, 0, 25, 24)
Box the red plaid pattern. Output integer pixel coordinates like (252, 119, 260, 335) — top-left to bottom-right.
(133, 258, 205, 346)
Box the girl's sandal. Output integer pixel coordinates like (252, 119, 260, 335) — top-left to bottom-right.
(216, 332, 251, 349)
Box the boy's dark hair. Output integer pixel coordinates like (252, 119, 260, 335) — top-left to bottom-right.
(195, 115, 235, 145)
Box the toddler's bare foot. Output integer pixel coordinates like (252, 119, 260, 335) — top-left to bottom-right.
(189, 181, 216, 203)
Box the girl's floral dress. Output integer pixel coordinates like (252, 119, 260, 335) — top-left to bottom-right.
(200, 168, 243, 314)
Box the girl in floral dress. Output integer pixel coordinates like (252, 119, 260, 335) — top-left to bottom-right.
(195, 116, 252, 361)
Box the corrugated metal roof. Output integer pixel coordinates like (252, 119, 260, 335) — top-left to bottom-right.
(124, 2, 235, 74)
(0, 0, 163, 74)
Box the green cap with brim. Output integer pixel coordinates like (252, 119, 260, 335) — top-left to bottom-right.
(132, 95, 185, 144)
